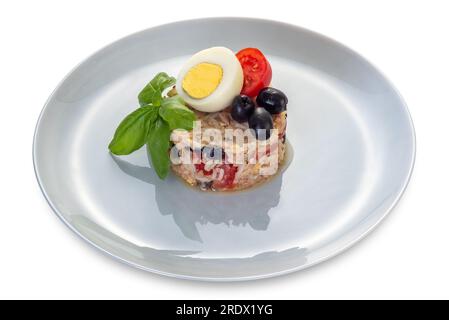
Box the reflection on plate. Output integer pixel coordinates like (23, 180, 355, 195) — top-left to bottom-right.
(110, 141, 293, 242)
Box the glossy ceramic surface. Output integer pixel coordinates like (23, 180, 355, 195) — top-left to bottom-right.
(33, 18, 415, 281)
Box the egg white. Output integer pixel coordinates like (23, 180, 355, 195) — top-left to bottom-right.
(176, 47, 243, 113)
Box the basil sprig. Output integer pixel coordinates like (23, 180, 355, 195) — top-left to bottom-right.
(146, 118, 171, 179)
(108, 72, 195, 179)
(108, 106, 158, 155)
(159, 96, 196, 131)
(138, 72, 176, 107)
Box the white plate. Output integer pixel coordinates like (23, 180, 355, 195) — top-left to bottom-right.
(33, 18, 415, 281)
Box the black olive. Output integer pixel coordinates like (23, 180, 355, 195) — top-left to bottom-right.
(190, 147, 202, 159)
(197, 180, 213, 191)
(256, 87, 288, 114)
(201, 146, 225, 161)
(231, 95, 255, 123)
(248, 108, 274, 140)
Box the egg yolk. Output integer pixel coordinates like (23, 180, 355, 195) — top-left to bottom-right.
(182, 63, 223, 99)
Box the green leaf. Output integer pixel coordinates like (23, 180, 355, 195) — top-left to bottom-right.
(108, 106, 158, 155)
(146, 118, 171, 179)
(159, 95, 196, 131)
(138, 72, 176, 107)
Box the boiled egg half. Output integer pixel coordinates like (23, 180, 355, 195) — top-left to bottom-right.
(176, 47, 243, 112)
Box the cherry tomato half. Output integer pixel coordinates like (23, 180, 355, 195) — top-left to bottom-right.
(194, 163, 213, 176)
(236, 48, 272, 97)
(212, 164, 238, 189)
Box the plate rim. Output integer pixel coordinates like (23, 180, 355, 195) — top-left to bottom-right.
(32, 17, 416, 281)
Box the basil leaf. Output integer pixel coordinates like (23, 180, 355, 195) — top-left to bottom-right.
(159, 95, 196, 131)
(138, 72, 176, 107)
(146, 118, 171, 179)
(108, 106, 158, 155)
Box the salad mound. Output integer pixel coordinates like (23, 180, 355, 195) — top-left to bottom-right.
(108, 47, 289, 191)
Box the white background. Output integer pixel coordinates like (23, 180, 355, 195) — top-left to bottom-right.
(1, 0, 448, 300)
